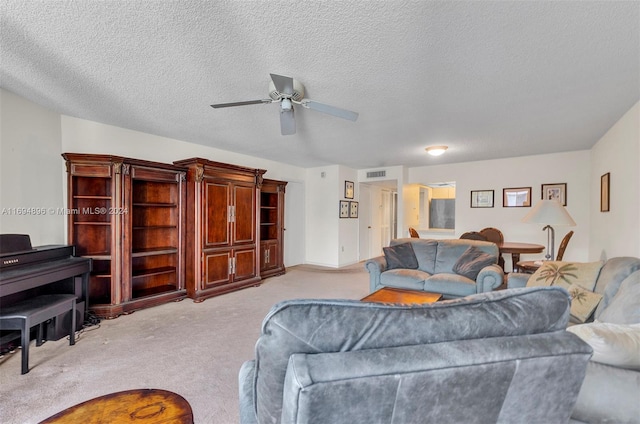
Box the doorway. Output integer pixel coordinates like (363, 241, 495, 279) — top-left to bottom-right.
(359, 181, 397, 261)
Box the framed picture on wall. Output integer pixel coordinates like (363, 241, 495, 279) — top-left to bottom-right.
(601, 173, 610, 212)
(470, 190, 494, 208)
(349, 201, 359, 218)
(503, 187, 531, 207)
(541, 183, 567, 205)
(345, 181, 354, 199)
(339, 200, 350, 218)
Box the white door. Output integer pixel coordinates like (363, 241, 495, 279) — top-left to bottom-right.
(358, 184, 371, 261)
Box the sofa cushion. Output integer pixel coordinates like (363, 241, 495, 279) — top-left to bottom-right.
(391, 238, 438, 273)
(566, 284, 603, 323)
(597, 270, 640, 324)
(567, 322, 640, 370)
(434, 239, 497, 274)
(528, 261, 603, 291)
(380, 269, 428, 291)
(452, 246, 496, 280)
(383, 242, 418, 270)
(423, 273, 478, 298)
(252, 287, 571, 423)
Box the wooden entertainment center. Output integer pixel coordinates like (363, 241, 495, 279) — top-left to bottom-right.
(63, 154, 286, 317)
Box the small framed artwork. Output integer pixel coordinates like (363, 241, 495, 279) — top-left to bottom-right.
(503, 187, 531, 207)
(345, 181, 354, 199)
(601, 172, 610, 212)
(349, 201, 359, 218)
(541, 183, 567, 206)
(470, 190, 494, 208)
(339, 200, 350, 218)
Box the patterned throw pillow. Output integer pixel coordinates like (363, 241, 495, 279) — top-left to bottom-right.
(566, 284, 603, 323)
(527, 261, 604, 291)
(527, 261, 605, 322)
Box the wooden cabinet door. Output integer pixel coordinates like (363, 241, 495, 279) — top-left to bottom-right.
(261, 241, 278, 272)
(233, 184, 255, 244)
(204, 181, 230, 247)
(234, 247, 256, 281)
(203, 250, 232, 288)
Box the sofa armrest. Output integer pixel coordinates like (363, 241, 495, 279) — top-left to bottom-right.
(364, 256, 387, 292)
(475, 264, 504, 293)
(507, 272, 530, 289)
(239, 360, 258, 424)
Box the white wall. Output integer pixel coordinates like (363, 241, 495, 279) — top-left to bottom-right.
(0, 89, 65, 246)
(409, 150, 591, 270)
(589, 101, 640, 259)
(305, 165, 340, 266)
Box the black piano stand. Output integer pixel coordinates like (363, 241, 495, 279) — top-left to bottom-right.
(0, 294, 76, 374)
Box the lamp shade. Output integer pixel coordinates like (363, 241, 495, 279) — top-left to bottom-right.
(522, 200, 576, 226)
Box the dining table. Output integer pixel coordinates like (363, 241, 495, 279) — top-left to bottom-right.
(496, 242, 545, 272)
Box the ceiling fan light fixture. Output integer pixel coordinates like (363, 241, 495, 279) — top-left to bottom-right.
(281, 98, 293, 111)
(425, 145, 448, 156)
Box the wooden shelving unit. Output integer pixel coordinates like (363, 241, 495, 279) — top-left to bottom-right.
(260, 179, 287, 278)
(64, 154, 187, 318)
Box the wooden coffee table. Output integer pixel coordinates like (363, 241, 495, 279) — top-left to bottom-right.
(361, 287, 442, 304)
(40, 389, 193, 424)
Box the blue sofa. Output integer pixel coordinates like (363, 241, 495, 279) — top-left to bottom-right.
(509, 257, 640, 423)
(365, 238, 504, 299)
(238, 287, 592, 424)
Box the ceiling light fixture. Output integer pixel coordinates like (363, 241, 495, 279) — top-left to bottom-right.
(425, 145, 448, 156)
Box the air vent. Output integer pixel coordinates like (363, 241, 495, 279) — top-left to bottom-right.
(366, 170, 386, 178)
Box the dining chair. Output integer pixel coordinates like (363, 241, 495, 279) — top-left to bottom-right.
(409, 227, 420, 238)
(480, 227, 505, 269)
(516, 230, 574, 273)
(460, 231, 488, 241)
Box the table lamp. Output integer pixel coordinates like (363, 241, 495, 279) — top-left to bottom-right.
(521, 200, 576, 261)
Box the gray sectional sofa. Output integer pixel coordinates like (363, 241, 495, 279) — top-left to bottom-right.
(365, 238, 504, 299)
(508, 256, 640, 423)
(239, 287, 592, 424)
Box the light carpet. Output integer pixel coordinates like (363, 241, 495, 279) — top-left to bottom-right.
(0, 264, 369, 424)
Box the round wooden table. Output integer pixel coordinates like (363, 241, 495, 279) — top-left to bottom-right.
(39, 389, 193, 424)
(497, 242, 545, 272)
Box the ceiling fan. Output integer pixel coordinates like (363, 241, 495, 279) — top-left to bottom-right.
(211, 73, 359, 135)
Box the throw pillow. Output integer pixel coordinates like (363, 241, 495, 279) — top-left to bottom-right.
(567, 321, 640, 370)
(383, 242, 418, 270)
(567, 284, 603, 323)
(452, 246, 496, 280)
(527, 261, 604, 291)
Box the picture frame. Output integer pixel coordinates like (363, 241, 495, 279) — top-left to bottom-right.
(470, 190, 494, 208)
(541, 183, 567, 206)
(503, 187, 531, 207)
(344, 181, 354, 199)
(339, 200, 350, 218)
(349, 201, 359, 218)
(601, 173, 610, 212)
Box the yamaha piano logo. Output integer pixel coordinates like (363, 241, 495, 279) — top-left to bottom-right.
(3, 258, 20, 265)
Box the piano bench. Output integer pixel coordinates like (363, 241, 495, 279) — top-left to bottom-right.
(0, 294, 76, 374)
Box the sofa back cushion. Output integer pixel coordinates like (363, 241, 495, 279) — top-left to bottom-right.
(435, 239, 498, 274)
(594, 257, 640, 317)
(390, 238, 437, 273)
(596, 269, 640, 324)
(252, 287, 571, 424)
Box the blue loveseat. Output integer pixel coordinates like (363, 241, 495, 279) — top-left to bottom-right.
(365, 238, 504, 299)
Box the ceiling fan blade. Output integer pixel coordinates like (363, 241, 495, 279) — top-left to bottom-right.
(270, 73, 294, 95)
(280, 107, 296, 135)
(211, 99, 272, 108)
(301, 99, 359, 121)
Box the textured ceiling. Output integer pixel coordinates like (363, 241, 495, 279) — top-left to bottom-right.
(1, 1, 639, 169)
